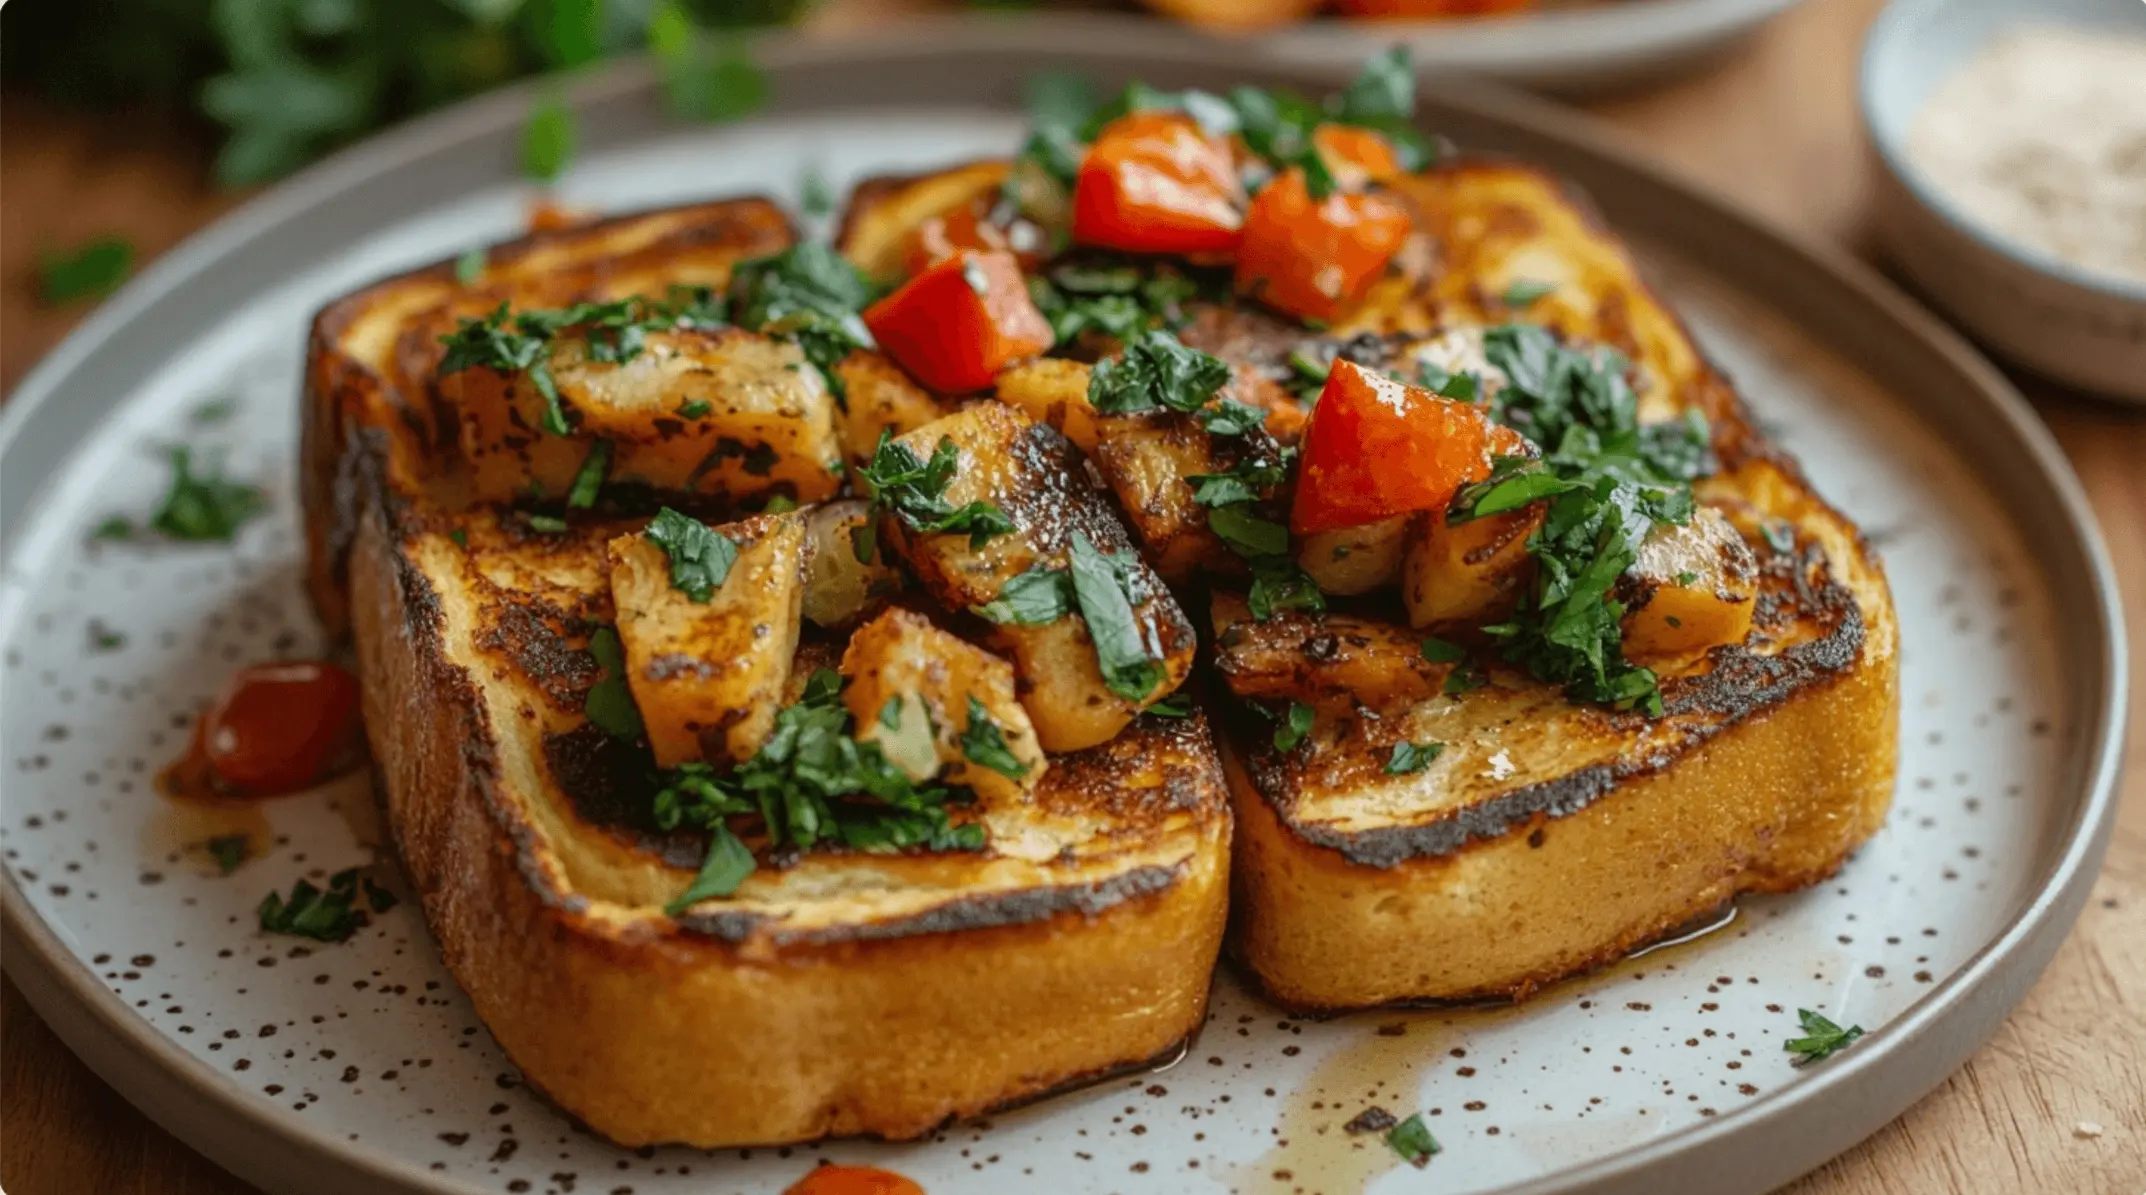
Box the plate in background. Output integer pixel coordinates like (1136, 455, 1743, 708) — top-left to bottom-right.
(0, 27, 2124, 1195)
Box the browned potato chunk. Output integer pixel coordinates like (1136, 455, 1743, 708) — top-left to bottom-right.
(832, 351, 943, 474)
(1297, 516, 1407, 596)
(1402, 505, 1544, 629)
(1092, 410, 1279, 585)
(607, 512, 806, 768)
(840, 608, 1045, 805)
(838, 160, 1014, 280)
(1618, 507, 1759, 664)
(447, 327, 842, 507)
(994, 358, 1101, 453)
(1211, 593, 1448, 713)
(800, 499, 903, 628)
(883, 402, 1197, 752)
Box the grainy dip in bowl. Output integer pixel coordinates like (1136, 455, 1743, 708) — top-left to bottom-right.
(1861, 0, 2146, 402)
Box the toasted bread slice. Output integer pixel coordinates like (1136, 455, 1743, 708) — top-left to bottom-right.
(839, 159, 1899, 1011)
(304, 201, 1230, 1147)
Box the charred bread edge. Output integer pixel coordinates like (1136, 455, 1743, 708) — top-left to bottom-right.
(1246, 546, 1869, 869)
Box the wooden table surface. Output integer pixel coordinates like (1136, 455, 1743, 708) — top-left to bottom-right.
(2, 0, 2140, 1190)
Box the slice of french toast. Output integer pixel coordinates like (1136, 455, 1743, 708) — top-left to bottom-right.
(303, 202, 1230, 1147)
(839, 157, 1898, 1012)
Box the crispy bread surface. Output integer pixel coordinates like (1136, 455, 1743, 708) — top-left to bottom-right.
(842, 159, 1900, 1011)
(307, 202, 1230, 1146)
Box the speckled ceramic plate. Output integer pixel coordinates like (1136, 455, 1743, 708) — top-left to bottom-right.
(0, 30, 2125, 1195)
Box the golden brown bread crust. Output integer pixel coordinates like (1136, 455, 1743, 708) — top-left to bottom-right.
(308, 200, 1233, 1147)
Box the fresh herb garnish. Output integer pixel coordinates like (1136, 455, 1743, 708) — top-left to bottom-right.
(1026, 258, 1203, 347)
(1384, 740, 1444, 774)
(1208, 503, 1290, 557)
(1675, 570, 1700, 587)
(666, 823, 756, 911)
(453, 248, 486, 285)
(1227, 46, 1439, 198)
(652, 669, 986, 912)
(857, 431, 1016, 549)
(523, 513, 568, 534)
(1443, 666, 1486, 696)
(1068, 532, 1166, 702)
(258, 868, 393, 943)
(1784, 1008, 1864, 1065)
(1464, 323, 1715, 714)
(1088, 330, 1233, 416)
(972, 565, 1077, 626)
(1273, 700, 1315, 752)
(959, 695, 1029, 779)
(1147, 692, 1195, 718)
(583, 627, 644, 740)
(1503, 278, 1556, 306)
(148, 447, 267, 542)
(1762, 519, 1797, 555)
(676, 399, 712, 419)
(1386, 1112, 1441, 1169)
(798, 164, 834, 218)
(1187, 449, 1292, 508)
(190, 398, 236, 425)
(643, 507, 738, 602)
(649, 1, 769, 124)
(90, 516, 135, 542)
(726, 243, 875, 396)
(439, 295, 713, 435)
(205, 834, 248, 874)
(87, 620, 126, 652)
(566, 439, 611, 509)
(1420, 636, 1466, 664)
(38, 235, 134, 305)
(521, 91, 575, 182)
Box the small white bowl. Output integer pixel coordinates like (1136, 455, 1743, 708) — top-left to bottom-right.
(1860, 0, 2146, 403)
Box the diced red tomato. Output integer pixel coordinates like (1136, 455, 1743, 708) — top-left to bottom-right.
(901, 202, 1015, 277)
(1312, 124, 1405, 188)
(863, 249, 1054, 394)
(1234, 167, 1414, 324)
(1290, 360, 1506, 534)
(1072, 111, 1245, 257)
(200, 661, 366, 797)
(783, 1165, 924, 1195)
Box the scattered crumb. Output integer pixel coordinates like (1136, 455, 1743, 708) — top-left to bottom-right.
(2073, 1121, 2103, 1139)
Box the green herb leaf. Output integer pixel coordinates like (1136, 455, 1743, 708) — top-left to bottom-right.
(1147, 692, 1195, 718)
(1386, 1112, 1440, 1168)
(205, 834, 249, 874)
(727, 243, 874, 394)
(799, 164, 834, 218)
(644, 507, 738, 602)
(1384, 740, 1444, 774)
(959, 695, 1029, 780)
(664, 823, 756, 913)
(521, 91, 575, 182)
(190, 398, 237, 425)
(524, 513, 568, 534)
(1026, 258, 1202, 348)
(1784, 1008, 1864, 1065)
(566, 438, 612, 509)
(1088, 330, 1232, 416)
(1675, 570, 1699, 587)
(1334, 46, 1414, 124)
(1068, 532, 1165, 703)
(858, 432, 1016, 548)
(1762, 519, 1796, 555)
(148, 447, 266, 542)
(584, 627, 645, 739)
(1273, 700, 1315, 752)
(1503, 277, 1556, 306)
(38, 235, 134, 305)
(677, 399, 712, 419)
(258, 868, 378, 943)
(1443, 666, 1486, 697)
(1208, 504, 1289, 558)
(1420, 636, 1466, 664)
(972, 566, 1076, 626)
(1199, 399, 1269, 438)
(90, 516, 134, 542)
